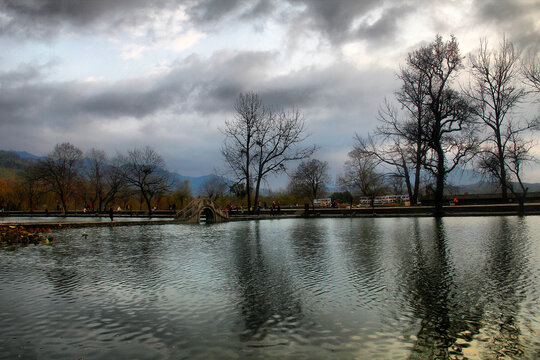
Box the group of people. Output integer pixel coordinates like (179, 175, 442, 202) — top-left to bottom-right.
(269, 201, 280, 215)
(226, 200, 282, 216)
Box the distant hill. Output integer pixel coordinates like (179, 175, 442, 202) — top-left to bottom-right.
(446, 168, 483, 185)
(168, 172, 231, 196)
(449, 180, 540, 195)
(0, 150, 34, 177)
(10, 151, 43, 161)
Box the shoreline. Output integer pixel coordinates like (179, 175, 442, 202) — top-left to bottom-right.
(1, 203, 540, 230)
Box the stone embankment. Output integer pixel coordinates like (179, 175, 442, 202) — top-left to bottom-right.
(229, 203, 540, 219)
(2, 203, 540, 231)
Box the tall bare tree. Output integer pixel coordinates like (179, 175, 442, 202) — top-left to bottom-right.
(102, 156, 128, 211)
(20, 163, 46, 212)
(221, 92, 315, 211)
(394, 63, 430, 204)
(221, 92, 263, 211)
(289, 158, 329, 209)
(407, 35, 477, 216)
(479, 130, 536, 214)
(251, 108, 316, 209)
(86, 148, 106, 211)
(39, 142, 83, 215)
(121, 146, 170, 217)
(85, 149, 127, 212)
(360, 98, 427, 205)
(467, 37, 530, 201)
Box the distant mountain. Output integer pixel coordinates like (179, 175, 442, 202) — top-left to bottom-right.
(10, 151, 43, 161)
(0, 150, 33, 175)
(168, 172, 231, 196)
(450, 180, 540, 195)
(446, 168, 483, 186)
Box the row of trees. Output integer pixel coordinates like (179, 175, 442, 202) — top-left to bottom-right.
(221, 36, 540, 216)
(341, 35, 540, 216)
(16, 144, 173, 216)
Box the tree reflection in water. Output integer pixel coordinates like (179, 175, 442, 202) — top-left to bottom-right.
(230, 221, 302, 342)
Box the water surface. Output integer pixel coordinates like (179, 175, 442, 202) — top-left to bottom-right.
(1, 217, 539, 359)
(0, 216, 172, 224)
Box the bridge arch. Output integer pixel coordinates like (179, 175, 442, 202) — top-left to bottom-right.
(176, 198, 229, 223)
(199, 207, 216, 223)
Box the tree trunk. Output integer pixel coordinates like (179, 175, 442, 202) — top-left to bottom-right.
(434, 148, 446, 218)
(60, 197, 68, 217)
(497, 140, 508, 201)
(518, 197, 525, 216)
(412, 162, 421, 205)
(517, 188, 528, 216)
(402, 165, 413, 206)
(253, 177, 262, 214)
(144, 194, 152, 218)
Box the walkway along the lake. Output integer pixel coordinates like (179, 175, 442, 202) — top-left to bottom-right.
(2, 203, 540, 230)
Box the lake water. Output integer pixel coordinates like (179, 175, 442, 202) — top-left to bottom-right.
(1, 217, 539, 359)
(0, 216, 173, 224)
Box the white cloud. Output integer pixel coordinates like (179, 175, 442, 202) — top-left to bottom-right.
(116, 6, 206, 59)
(120, 44, 147, 59)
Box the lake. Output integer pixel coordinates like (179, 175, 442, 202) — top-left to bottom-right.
(1, 217, 539, 359)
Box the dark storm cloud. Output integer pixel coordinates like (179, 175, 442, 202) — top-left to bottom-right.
(2, 0, 539, 51)
(0, 47, 393, 133)
(0, 0, 275, 39)
(473, 0, 540, 49)
(0, 60, 57, 86)
(355, 4, 415, 45)
(188, 0, 276, 23)
(0, 0, 432, 49)
(0, 50, 276, 127)
(287, 0, 380, 40)
(0, 0, 176, 38)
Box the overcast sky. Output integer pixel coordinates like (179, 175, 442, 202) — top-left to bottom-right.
(1, 0, 540, 185)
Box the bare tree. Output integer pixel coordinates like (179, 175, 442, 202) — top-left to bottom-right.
(200, 176, 228, 201)
(121, 146, 170, 217)
(86, 148, 106, 211)
(85, 149, 128, 212)
(479, 130, 536, 214)
(289, 158, 329, 209)
(339, 148, 387, 208)
(251, 107, 316, 209)
(171, 179, 192, 209)
(357, 52, 429, 207)
(20, 163, 46, 212)
(522, 50, 540, 93)
(221, 92, 315, 212)
(467, 37, 530, 201)
(221, 92, 263, 211)
(39, 142, 83, 215)
(394, 63, 430, 204)
(359, 100, 427, 205)
(407, 35, 477, 216)
(102, 156, 128, 211)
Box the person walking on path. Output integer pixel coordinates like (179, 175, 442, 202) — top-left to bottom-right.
(109, 207, 114, 222)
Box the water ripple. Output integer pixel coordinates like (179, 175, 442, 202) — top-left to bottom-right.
(1, 217, 540, 359)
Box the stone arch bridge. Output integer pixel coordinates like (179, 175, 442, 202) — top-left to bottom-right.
(175, 198, 229, 223)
